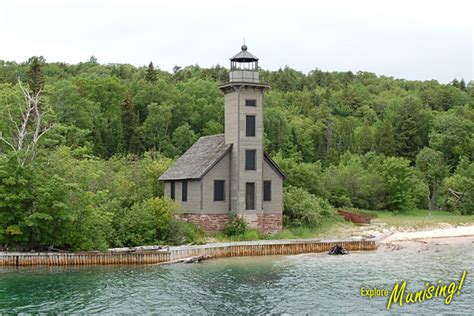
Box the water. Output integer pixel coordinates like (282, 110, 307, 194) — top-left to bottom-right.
(1, 240, 472, 314)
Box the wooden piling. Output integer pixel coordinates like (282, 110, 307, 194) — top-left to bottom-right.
(0, 239, 376, 266)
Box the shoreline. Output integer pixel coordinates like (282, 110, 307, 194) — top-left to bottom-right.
(379, 224, 474, 243)
(374, 224, 474, 252)
(0, 239, 376, 266)
(1, 224, 472, 266)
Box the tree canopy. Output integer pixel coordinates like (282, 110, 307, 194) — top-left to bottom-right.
(0, 57, 473, 250)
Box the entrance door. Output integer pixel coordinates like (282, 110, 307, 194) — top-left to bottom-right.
(245, 182, 255, 210)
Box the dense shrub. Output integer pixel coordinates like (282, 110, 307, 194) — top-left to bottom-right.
(223, 213, 247, 236)
(164, 221, 205, 245)
(283, 186, 334, 227)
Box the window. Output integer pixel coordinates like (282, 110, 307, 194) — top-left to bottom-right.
(246, 115, 256, 137)
(246, 182, 255, 210)
(170, 181, 175, 200)
(263, 181, 272, 201)
(181, 181, 188, 202)
(214, 180, 225, 201)
(245, 150, 256, 170)
(246, 99, 256, 107)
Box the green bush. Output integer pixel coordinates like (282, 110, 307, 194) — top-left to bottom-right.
(241, 230, 259, 241)
(223, 213, 247, 236)
(164, 220, 205, 245)
(283, 186, 334, 227)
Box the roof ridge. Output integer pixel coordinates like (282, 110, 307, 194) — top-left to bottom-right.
(199, 133, 224, 139)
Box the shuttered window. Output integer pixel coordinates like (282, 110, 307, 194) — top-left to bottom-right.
(170, 181, 175, 200)
(263, 180, 271, 201)
(246, 99, 256, 107)
(245, 150, 256, 170)
(246, 115, 256, 137)
(214, 180, 225, 201)
(182, 181, 188, 202)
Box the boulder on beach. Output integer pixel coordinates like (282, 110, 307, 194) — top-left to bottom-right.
(328, 244, 348, 255)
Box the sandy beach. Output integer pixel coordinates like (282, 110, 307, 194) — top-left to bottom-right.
(381, 225, 474, 243)
(376, 224, 474, 252)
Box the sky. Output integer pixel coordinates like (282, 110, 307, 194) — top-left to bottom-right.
(0, 0, 472, 83)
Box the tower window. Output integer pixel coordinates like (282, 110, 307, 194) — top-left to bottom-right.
(246, 182, 255, 210)
(263, 180, 272, 201)
(246, 99, 256, 107)
(245, 150, 256, 170)
(181, 181, 188, 202)
(170, 181, 175, 200)
(214, 180, 225, 201)
(246, 115, 256, 137)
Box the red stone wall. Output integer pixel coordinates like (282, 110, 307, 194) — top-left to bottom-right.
(178, 214, 229, 233)
(260, 213, 283, 233)
(178, 213, 283, 234)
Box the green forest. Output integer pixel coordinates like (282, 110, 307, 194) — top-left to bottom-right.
(0, 57, 473, 251)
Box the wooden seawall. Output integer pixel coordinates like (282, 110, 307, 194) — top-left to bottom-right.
(0, 239, 377, 266)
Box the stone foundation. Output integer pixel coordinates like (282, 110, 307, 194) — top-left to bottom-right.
(178, 213, 282, 234)
(260, 213, 283, 233)
(178, 214, 229, 233)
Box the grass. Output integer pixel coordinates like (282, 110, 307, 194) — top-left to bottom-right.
(358, 209, 474, 228)
(210, 217, 353, 242)
(205, 209, 474, 243)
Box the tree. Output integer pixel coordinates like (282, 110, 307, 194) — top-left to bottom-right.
(416, 147, 449, 210)
(0, 80, 52, 166)
(264, 107, 290, 154)
(429, 112, 474, 167)
(459, 79, 467, 91)
(375, 120, 397, 156)
(393, 96, 431, 161)
(380, 157, 417, 211)
(27, 56, 45, 95)
(172, 123, 197, 155)
(121, 95, 140, 153)
(142, 103, 173, 153)
(146, 62, 157, 82)
(354, 120, 375, 153)
(442, 157, 474, 214)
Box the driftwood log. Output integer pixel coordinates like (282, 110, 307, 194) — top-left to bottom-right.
(154, 255, 209, 266)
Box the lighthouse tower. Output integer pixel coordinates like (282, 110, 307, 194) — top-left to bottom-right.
(219, 45, 270, 226)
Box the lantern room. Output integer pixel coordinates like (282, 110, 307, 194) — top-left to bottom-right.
(229, 45, 260, 83)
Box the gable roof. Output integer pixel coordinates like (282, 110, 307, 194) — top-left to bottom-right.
(159, 134, 232, 181)
(264, 152, 287, 180)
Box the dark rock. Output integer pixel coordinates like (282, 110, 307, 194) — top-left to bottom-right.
(328, 244, 348, 255)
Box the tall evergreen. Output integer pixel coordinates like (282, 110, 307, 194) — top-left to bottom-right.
(28, 56, 45, 95)
(145, 62, 157, 82)
(121, 95, 140, 153)
(459, 78, 466, 91)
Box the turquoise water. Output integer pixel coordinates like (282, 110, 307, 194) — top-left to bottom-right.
(1, 241, 472, 314)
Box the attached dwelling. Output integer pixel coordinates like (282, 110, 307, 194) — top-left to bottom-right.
(159, 45, 286, 233)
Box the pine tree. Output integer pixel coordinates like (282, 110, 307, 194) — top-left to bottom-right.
(451, 78, 459, 88)
(145, 62, 157, 82)
(121, 95, 140, 153)
(28, 56, 45, 95)
(459, 78, 466, 91)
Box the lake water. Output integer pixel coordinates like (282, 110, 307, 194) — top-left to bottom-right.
(1, 240, 472, 314)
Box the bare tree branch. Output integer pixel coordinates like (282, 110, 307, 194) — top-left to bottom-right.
(0, 78, 53, 166)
